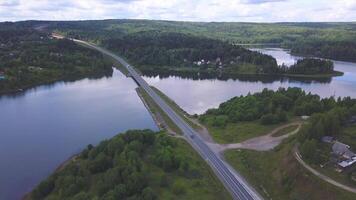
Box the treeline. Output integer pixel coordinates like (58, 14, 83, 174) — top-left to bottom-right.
(11, 20, 356, 63)
(200, 87, 349, 127)
(0, 26, 112, 93)
(103, 31, 277, 71)
(291, 41, 356, 63)
(30, 130, 227, 200)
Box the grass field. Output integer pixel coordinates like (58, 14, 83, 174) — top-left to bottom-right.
(203, 119, 283, 144)
(224, 138, 356, 200)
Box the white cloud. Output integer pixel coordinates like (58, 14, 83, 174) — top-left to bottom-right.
(0, 0, 355, 22)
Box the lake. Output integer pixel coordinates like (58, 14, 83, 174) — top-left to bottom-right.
(0, 69, 158, 200)
(144, 48, 356, 114)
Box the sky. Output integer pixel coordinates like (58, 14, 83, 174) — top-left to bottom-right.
(0, 0, 356, 22)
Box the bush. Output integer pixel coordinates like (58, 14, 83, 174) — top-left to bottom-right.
(212, 115, 228, 127)
(172, 181, 186, 195)
(260, 114, 278, 125)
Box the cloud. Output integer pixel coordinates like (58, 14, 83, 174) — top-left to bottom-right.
(0, 0, 355, 22)
(0, 0, 19, 6)
(242, 0, 287, 4)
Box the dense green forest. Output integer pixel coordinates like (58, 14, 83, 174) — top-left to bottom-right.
(0, 25, 112, 94)
(2, 20, 351, 80)
(29, 130, 229, 200)
(103, 31, 340, 78)
(200, 88, 352, 127)
(30, 19, 356, 62)
(103, 31, 279, 74)
(291, 41, 356, 62)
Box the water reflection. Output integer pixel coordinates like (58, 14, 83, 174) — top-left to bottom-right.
(141, 69, 333, 84)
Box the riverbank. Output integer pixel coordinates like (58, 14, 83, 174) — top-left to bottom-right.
(0, 69, 113, 95)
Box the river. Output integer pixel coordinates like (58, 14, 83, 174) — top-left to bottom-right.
(0, 69, 158, 200)
(1, 48, 356, 199)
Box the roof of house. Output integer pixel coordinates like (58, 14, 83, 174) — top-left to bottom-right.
(332, 141, 355, 158)
(338, 159, 356, 168)
(321, 136, 334, 143)
(332, 141, 349, 153)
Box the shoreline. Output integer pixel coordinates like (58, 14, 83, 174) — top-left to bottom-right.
(0, 69, 113, 96)
(22, 153, 79, 200)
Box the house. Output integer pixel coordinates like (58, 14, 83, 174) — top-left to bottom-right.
(321, 136, 334, 143)
(0, 71, 5, 80)
(332, 141, 355, 160)
(348, 116, 356, 124)
(301, 115, 310, 120)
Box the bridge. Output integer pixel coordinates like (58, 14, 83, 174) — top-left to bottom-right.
(72, 38, 263, 200)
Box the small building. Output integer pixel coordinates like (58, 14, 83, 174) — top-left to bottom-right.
(321, 136, 334, 143)
(348, 116, 356, 124)
(332, 141, 355, 160)
(338, 158, 356, 168)
(0, 71, 5, 80)
(301, 115, 310, 120)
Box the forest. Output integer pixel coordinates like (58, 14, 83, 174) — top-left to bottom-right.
(30, 130, 229, 200)
(0, 25, 113, 94)
(34, 20, 356, 63)
(291, 41, 356, 62)
(98, 31, 339, 78)
(1, 20, 350, 81)
(102, 31, 279, 73)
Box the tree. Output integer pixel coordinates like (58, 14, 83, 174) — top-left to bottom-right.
(141, 187, 157, 200)
(31, 178, 55, 199)
(172, 181, 186, 195)
(260, 114, 277, 125)
(300, 139, 318, 162)
(212, 115, 228, 127)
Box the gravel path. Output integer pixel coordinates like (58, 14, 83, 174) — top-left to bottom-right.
(206, 122, 302, 152)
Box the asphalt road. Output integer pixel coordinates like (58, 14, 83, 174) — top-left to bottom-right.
(73, 38, 263, 200)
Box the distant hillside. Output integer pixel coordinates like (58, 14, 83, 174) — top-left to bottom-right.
(10, 19, 356, 62)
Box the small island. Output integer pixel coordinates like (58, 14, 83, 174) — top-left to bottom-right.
(279, 58, 343, 78)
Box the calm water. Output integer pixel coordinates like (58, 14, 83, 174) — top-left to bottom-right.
(0, 69, 157, 200)
(144, 48, 356, 114)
